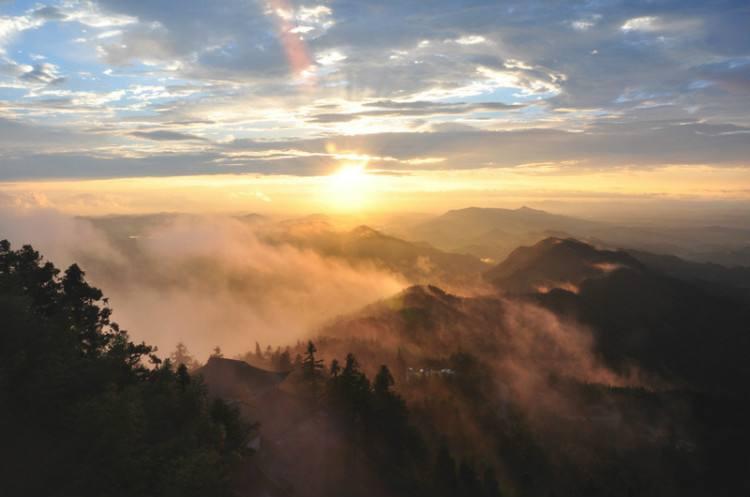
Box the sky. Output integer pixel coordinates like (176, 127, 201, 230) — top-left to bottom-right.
(0, 0, 749, 215)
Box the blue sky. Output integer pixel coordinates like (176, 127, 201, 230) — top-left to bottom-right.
(0, 0, 749, 187)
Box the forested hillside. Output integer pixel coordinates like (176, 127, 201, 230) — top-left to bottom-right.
(0, 240, 250, 497)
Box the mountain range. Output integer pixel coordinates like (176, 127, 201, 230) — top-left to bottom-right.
(396, 206, 750, 267)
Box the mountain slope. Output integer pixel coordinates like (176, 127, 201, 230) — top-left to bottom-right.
(482, 238, 750, 391)
(197, 356, 289, 401)
(628, 249, 750, 290)
(405, 206, 600, 260)
(404, 207, 750, 268)
(264, 222, 490, 288)
(484, 237, 642, 294)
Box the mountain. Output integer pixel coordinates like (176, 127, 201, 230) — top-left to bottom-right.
(7, 236, 750, 497)
(405, 206, 600, 261)
(313, 278, 750, 497)
(197, 356, 289, 401)
(263, 222, 490, 289)
(629, 248, 750, 290)
(483, 238, 750, 391)
(320, 285, 502, 353)
(403, 207, 750, 268)
(484, 237, 643, 294)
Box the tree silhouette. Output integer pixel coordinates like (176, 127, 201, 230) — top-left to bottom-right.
(330, 358, 341, 377)
(0, 240, 250, 497)
(302, 341, 325, 402)
(171, 341, 198, 370)
(374, 365, 395, 398)
(302, 341, 325, 379)
(278, 347, 292, 371)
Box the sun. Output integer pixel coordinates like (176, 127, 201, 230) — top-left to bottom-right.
(325, 162, 371, 211)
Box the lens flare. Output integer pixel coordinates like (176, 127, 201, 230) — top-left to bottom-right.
(267, 0, 315, 85)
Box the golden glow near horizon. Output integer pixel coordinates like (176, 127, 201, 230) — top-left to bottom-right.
(2, 161, 750, 218)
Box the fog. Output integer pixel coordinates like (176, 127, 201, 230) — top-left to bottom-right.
(0, 201, 406, 359)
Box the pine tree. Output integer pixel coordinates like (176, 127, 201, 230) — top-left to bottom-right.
(330, 358, 341, 377)
(278, 348, 292, 371)
(374, 365, 395, 398)
(170, 342, 197, 370)
(301, 341, 325, 405)
(302, 341, 324, 380)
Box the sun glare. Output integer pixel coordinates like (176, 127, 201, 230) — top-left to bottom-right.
(326, 162, 371, 211)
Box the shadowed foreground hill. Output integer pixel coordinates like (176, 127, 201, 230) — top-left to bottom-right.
(482, 237, 750, 393)
(313, 261, 750, 496)
(484, 237, 642, 294)
(197, 356, 289, 401)
(0, 240, 250, 497)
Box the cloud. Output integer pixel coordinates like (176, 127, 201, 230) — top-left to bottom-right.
(0, 0, 748, 183)
(0, 203, 407, 358)
(130, 130, 208, 141)
(2, 116, 749, 181)
(18, 62, 65, 85)
(621, 16, 660, 32)
(307, 100, 525, 123)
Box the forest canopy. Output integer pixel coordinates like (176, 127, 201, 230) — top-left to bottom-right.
(0, 240, 250, 497)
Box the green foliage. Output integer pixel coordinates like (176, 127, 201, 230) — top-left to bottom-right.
(0, 240, 250, 497)
(319, 346, 428, 495)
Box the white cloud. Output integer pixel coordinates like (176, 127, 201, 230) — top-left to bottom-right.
(454, 35, 487, 45)
(621, 16, 660, 32)
(316, 50, 346, 66)
(96, 29, 122, 39)
(0, 14, 44, 48)
(620, 15, 700, 34)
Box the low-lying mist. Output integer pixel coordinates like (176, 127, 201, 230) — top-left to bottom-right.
(0, 201, 406, 358)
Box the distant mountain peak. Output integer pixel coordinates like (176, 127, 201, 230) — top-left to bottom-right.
(198, 357, 289, 400)
(350, 225, 381, 238)
(485, 237, 642, 295)
(516, 205, 544, 213)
